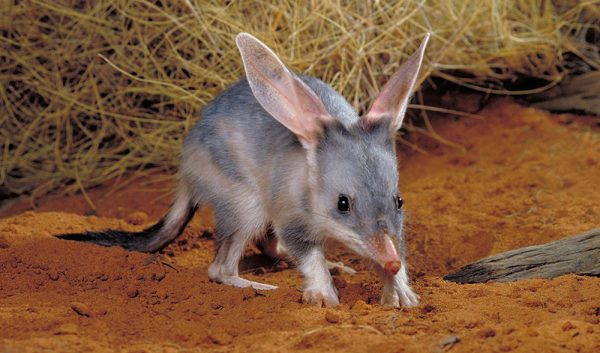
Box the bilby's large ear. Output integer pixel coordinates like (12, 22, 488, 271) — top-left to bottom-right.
(236, 33, 333, 148)
(364, 33, 430, 132)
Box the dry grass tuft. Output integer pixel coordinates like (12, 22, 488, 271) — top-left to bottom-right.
(1, 0, 598, 201)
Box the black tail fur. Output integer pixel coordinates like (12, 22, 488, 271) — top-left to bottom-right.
(57, 204, 198, 252)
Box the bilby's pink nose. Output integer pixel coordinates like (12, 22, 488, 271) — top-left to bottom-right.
(369, 233, 401, 275)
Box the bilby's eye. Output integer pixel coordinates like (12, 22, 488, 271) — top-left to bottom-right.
(337, 194, 351, 213)
(395, 195, 403, 211)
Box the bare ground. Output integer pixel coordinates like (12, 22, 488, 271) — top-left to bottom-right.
(1, 99, 599, 353)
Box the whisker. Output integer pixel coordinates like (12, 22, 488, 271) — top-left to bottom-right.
(311, 211, 336, 222)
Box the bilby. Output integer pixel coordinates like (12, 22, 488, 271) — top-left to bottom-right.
(59, 32, 430, 308)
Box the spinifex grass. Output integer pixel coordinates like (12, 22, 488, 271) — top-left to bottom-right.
(0, 0, 597, 204)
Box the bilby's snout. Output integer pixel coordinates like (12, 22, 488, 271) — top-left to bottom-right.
(366, 231, 401, 275)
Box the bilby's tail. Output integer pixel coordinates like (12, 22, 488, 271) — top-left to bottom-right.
(57, 188, 198, 252)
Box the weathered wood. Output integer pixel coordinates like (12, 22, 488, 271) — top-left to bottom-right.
(444, 229, 600, 283)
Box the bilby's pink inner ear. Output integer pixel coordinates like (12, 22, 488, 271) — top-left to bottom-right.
(235, 33, 333, 147)
(364, 33, 430, 132)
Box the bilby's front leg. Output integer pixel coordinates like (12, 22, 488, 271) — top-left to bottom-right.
(276, 221, 339, 307)
(379, 263, 419, 308)
(298, 247, 339, 307)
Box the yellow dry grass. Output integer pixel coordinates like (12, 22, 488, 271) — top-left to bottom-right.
(0, 0, 598, 202)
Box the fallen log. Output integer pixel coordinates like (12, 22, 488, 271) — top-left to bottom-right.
(444, 228, 600, 283)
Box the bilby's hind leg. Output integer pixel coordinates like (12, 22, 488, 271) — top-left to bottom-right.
(207, 201, 276, 290)
(209, 236, 277, 290)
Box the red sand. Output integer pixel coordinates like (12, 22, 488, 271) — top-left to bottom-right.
(1, 99, 599, 352)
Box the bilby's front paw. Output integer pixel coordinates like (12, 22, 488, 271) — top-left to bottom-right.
(380, 266, 420, 308)
(381, 284, 420, 308)
(302, 285, 339, 307)
(296, 247, 339, 307)
(401, 285, 420, 308)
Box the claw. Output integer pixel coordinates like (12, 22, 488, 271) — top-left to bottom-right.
(326, 260, 357, 275)
(400, 287, 420, 308)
